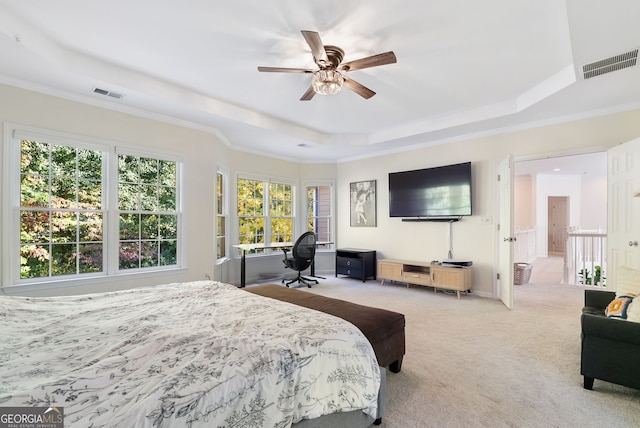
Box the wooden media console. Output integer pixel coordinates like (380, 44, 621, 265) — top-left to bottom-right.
(378, 259, 472, 299)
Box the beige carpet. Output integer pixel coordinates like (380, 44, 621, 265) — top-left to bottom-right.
(252, 270, 640, 427)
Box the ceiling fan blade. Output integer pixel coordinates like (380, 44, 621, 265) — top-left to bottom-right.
(343, 77, 376, 99)
(301, 30, 329, 66)
(258, 66, 314, 73)
(300, 86, 316, 101)
(340, 51, 397, 72)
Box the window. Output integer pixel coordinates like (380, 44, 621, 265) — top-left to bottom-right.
(237, 178, 265, 250)
(306, 184, 333, 248)
(117, 154, 178, 269)
(237, 177, 294, 254)
(216, 171, 227, 260)
(269, 182, 293, 244)
(19, 140, 104, 278)
(4, 126, 182, 287)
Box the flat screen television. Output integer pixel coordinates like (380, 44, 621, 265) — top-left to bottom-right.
(389, 161, 472, 218)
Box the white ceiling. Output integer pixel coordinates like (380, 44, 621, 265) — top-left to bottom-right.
(0, 0, 639, 163)
(515, 151, 607, 178)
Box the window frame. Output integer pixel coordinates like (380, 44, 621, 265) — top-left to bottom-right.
(304, 181, 335, 250)
(236, 173, 296, 257)
(113, 148, 182, 272)
(2, 124, 184, 291)
(216, 168, 229, 263)
(3, 127, 110, 286)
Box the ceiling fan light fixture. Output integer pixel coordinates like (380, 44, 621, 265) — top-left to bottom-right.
(312, 69, 344, 95)
(258, 31, 396, 100)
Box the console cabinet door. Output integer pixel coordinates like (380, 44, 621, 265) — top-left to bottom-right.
(378, 261, 403, 281)
(431, 266, 471, 291)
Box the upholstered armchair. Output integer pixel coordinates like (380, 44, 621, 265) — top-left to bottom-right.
(581, 289, 640, 390)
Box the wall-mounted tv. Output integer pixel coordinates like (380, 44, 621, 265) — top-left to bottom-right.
(389, 161, 472, 218)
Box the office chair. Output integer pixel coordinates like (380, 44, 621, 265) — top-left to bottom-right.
(282, 231, 319, 288)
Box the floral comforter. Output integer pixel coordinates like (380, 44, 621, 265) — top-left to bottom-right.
(0, 281, 380, 427)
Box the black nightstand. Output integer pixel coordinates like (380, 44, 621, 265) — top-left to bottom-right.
(336, 248, 376, 282)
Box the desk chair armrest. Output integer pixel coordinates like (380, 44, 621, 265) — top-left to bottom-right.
(282, 247, 291, 267)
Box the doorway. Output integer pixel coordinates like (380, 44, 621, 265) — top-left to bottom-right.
(547, 196, 568, 255)
(513, 151, 607, 287)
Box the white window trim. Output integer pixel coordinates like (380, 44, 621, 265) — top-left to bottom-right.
(235, 172, 297, 259)
(2, 123, 185, 292)
(110, 146, 184, 274)
(216, 166, 230, 264)
(303, 180, 335, 251)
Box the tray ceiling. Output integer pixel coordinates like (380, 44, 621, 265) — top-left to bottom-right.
(0, 0, 638, 162)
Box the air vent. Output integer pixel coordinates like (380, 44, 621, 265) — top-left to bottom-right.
(92, 87, 125, 99)
(582, 48, 638, 79)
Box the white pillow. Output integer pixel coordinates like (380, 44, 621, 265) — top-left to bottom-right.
(616, 266, 640, 297)
(626, 298, 640, 323)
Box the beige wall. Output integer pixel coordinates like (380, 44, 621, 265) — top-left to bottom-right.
(3, 83, 640, 298)
(0, 84, 338, 294)
(0, 84, 226, 295)
(514, 174, 535, 230)
(580, 174, 607, 230)
(337, 110, 640, 297)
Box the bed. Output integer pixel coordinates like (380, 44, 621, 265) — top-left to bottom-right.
(244, 284, 405, 373)
(0, 281, 382, 427)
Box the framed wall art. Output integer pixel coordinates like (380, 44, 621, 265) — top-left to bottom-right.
(350, 180, 376, 227)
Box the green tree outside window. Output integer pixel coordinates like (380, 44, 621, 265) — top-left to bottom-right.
(237, 177, 293, 255)
(19, 140, 103, 278)
(118, 155, 178, 270)
(18, 138, 180, 280)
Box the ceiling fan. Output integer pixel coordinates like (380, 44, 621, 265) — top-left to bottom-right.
(258, 30, 397, 101)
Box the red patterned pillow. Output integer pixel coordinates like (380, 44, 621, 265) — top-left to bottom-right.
(605, 295, 634, 319)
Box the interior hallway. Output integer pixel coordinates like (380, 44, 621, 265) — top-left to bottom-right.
(529, 256, 565, 284)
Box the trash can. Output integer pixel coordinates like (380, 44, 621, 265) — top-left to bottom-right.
(514, 262, 532, 285)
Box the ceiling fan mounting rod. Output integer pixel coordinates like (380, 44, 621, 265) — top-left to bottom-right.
(319, 45, 344, 69)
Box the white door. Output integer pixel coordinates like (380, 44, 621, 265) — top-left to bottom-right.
(498, 156, 514, 309)
(607, 138, 640, 291)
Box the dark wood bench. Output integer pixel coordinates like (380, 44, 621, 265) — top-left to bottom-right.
(244, 284, 405, 372)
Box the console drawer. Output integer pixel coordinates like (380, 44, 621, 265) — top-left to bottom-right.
(402, 271, 431, 286)
(338, 267, 363, 277)
(337, 256, 363, 270)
